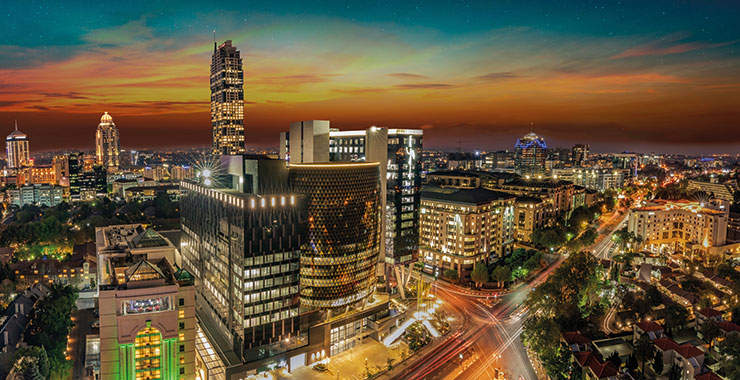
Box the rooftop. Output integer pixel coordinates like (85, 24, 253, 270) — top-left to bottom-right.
(421, 185, 516, 205)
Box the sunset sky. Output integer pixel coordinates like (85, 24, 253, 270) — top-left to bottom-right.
(1, 1, 739, 154)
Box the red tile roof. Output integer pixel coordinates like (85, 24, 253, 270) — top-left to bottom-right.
(695, 371, 723, 380)
(653, 337, 680, 352)
(675, 344, 704, 359)
(573, 352, 618, 379)
(563, 331, 591, 345)
(697, 308, 723, 319)
(719, 321, 740, 334)
(636, 320, 663, 333)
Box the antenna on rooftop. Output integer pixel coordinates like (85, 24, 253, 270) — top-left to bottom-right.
(14, 119, 18, 131)
(213, 29, 217, 52)
(530, 121, 534, 134)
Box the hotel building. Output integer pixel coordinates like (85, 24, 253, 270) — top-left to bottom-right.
(419, 185, 515, 279)
(96, 112, 121, 168)
(627, 199, 730, 260)
(97, 255, 196, 380)
(211, 40, 245, 155)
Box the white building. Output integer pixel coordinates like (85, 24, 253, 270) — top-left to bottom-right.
(95, 112, 121, 168)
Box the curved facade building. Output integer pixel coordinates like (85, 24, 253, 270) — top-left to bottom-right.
(290, 162, 381, 310)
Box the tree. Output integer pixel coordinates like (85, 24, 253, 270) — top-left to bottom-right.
(652, 349, 664, 375)
(443, 269, 459, 283)
(699, 319, 722, 350)
(606, 351, 621, 369)
(14, 346, 50, 379)
(645, 285, 662, 307)
(661, 303, 689, 333)
(666, 364, 682, 380)
(540, 343, 573, 380)
(491, 266, 511, 288)
(470, 262, 489, 288)
(633, 334, 653, 376)
(531, 226, 566, 250)
(386, 358, 395, 371)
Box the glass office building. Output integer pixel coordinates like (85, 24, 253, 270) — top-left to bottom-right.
(289, 162, 382, 310)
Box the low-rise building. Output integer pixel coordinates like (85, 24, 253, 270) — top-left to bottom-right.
(8, 183, 64, 207)
(124, 184, 180, 202)
(628, 199, 729, 261)
(111, 177, 157, 198)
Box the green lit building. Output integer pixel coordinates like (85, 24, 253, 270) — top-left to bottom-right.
(98, 255, 196, 380)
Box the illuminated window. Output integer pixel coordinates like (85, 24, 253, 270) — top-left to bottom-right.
(134, 327, 162, 380)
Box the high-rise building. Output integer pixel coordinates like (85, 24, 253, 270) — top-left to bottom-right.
(419, 185, 515, 279)
(6, 121, 30, 169)
(571, 144, 590, 166)
(289, 162, 382, 310)
(181, 155, 306, 370)
(281, 123, 423, 265)
(211, 40, 245, 155)
(68, 152, 83, 198)
(514, 131, 547, 177)
(95, 112, 121, 168)
(181, 157, 394, 378)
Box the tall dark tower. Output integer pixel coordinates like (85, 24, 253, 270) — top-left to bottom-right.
(210, 40, 245, 155)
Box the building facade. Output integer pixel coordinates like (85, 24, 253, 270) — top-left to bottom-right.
(288, 162, 382, 310)
(552, 168, 627, 192)
(211, 40, 245, 155)
(282, 123, 423, 265)
(6, 122, 30, 169)
(95, 112, 121, 168)
(514, 131, 546, 177)
(98, 256, 196, 380)
(628, 199, 729, 259)
(8, 184, 63, 207)
(419, 186, 515, 280)
(571, 144, 590, 166)
(181, 156, 306, 373)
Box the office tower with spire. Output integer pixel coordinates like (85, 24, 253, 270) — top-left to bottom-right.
(211, 40, 245, 155)
(95, 112, 121, 168)
(6, 121, 30, 169)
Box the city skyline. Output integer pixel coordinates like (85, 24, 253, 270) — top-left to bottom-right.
(1, 1, 740, 154)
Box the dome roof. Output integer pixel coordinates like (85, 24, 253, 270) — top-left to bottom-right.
(100, 112, 113, 124)
(6, 121, 27, 140)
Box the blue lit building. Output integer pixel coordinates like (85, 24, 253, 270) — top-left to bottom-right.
(514, 132, 547, 178)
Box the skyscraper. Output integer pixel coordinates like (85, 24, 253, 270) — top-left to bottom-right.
(95, 112, 121, 168)
(514, 131, 547, 177)
(571, 143, 590, 166)
(211, 40, 245, 155)
(6, 121, 30, 169)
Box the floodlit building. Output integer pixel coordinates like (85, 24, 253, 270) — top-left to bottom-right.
(97, 255, 196, 380)
(289, 162, 382, 310)
(514, 196, 548, 243)
(514, 131, 546, 177)
(95, 112, 121, 168)
(8, 184, 63, 207)
(181, 156, 392, 378)
(628, 199, 730, 260)
(552, 168, 627, 191)
(211, 40, 245, 155)
(419, 185, 515, 279)
(6, 122, 30, 169)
